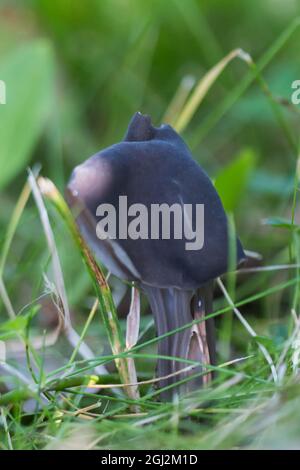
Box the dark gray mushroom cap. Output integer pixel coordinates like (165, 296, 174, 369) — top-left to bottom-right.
(67, 112, 245, 289)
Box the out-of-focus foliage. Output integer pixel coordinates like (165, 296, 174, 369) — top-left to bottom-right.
(215, 148, 256, 212)
(0, 40, 54, 188)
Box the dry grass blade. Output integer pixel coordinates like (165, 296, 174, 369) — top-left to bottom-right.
(28, 170, 108, 376)
(162, 75, 196, 126)
(174, 48, 251, 133)
(28, 170, 70, 328)
(125, 285, 141, 400)
(126, 285, 140, 349)
(37, 176, 140, 406)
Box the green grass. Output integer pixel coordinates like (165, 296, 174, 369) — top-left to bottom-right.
(1, 0, 300, 450)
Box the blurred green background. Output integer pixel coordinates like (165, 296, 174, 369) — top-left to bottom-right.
(0, 0, 300, 349)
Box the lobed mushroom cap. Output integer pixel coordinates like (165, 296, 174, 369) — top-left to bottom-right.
(67, 112, 245, 289)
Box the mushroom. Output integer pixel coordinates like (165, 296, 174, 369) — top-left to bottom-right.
(66, 112, 245, 400)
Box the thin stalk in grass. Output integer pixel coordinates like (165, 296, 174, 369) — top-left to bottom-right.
(217, 278, 278, 383)
(291, 233, 300, 311)
(0, 278, 15, 319)
(162, 75, 195, 126)
(219, 213, 237, 361)
(38, 177, 138, 405)
(68, 298, 99, 366)
(0, 408, 13, 450)
(290, 154, 300, 330)
(0, 181, 32, 319)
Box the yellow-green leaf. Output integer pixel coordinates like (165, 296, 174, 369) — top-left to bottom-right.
(215, 148, 256, 212)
